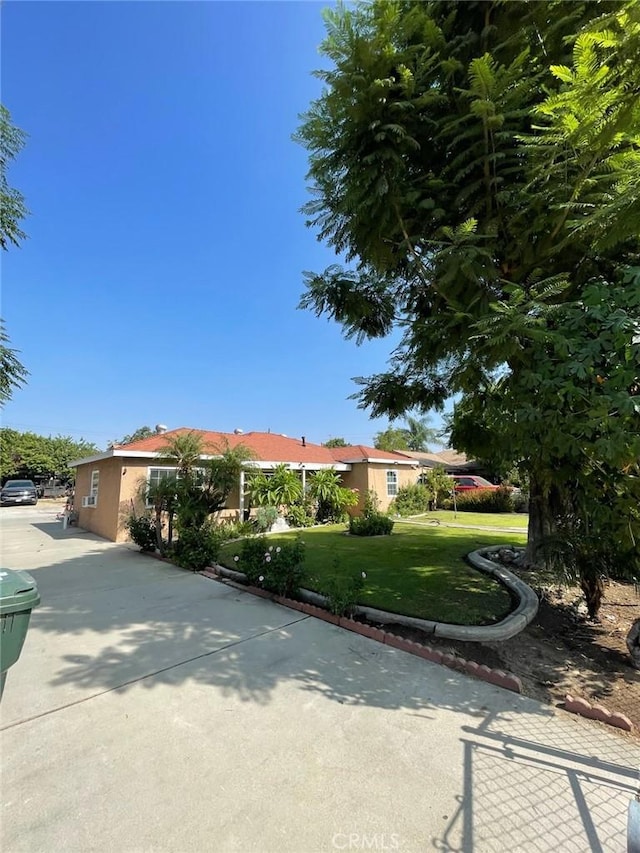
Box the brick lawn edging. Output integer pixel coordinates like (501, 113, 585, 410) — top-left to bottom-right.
(564, 693, 635, 732)
(148, 554, 633, 733)
(199, 565, 524, 694)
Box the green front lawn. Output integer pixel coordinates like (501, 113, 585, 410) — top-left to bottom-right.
(219, 522, 527, 626)
(405, 510, 529, 529)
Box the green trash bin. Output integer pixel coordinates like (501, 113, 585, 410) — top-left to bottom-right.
(0, 569, 40, 699)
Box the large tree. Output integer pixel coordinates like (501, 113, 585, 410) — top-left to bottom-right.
(296, 1, 639, 563)
(0, 429, 99, 483)
(1, 105, 29, 403)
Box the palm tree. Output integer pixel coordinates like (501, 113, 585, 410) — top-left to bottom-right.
(141, 475, 179, 554)
(404, 415, 438, 452)
(159, 431, 205, 479)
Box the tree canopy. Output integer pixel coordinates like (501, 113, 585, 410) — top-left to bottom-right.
(323, 437, 348, 447)
(297, 0, 640, 579)
(0, 429, 100, 483)
(1, 105, 29, 404)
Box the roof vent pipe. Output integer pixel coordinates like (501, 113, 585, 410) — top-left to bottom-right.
(234, 428, 244, 435)
(155, 424, 168, 434)
(302, 436, 306, 447)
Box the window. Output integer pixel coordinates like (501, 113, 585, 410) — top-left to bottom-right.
(146, 467, 205, 507)
(90, 470, 99, 502)
(386, 470, 398, 497)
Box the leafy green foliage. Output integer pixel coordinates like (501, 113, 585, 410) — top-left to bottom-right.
(418, 467, 453, 508)
(349, 513, 394, 536)
(235, 535, 307, 597)
(253, 505, 279, 532)
(320, 562, 366, 616)
(323, 437, 348, 447)
(172, 522, 224, 572)
(247, 464, 302, 508)
(0, 428, 99, 482)
(390, 483, 431, 516)
(0, 322, 28, 406)
(285, 501, 316, 528)
(373, 426, 409, 452)
(307, 468, 358, 522)
(0, 105, 28, 251)
(296, 0, 639, 607)
(125, 515, 157, 552)
(115, 426, 154, 446)
(443, 486, 514, 514)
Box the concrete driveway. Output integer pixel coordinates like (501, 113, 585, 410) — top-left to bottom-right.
(1, 505, 638, 852)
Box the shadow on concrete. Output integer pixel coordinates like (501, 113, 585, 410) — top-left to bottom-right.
(433, 711, 639, 852)
(13, 544, 639, 852)
(31, 522, 94, 540)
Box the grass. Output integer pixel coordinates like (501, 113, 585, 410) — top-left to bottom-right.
(219, 522, 527, 626)
(403, 510, 529, 529)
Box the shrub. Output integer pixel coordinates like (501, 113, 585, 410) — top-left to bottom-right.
(286, 502, 316, 528)
(126, 515, 157, 552)
(512, 491, 530, 513)
(321, 566, 366, 616)
(390, 483, 431, 516)
(173, 522, 224, 572)
(442, 486, 514, 513)
(216, 520, 255, 540)
(349, 513, 394, 536)
(253, 506, 279, 532)
(235, 535, 306, 597)
(363, 489, 380, 517)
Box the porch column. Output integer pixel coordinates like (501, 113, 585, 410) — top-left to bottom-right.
(239, 470, 245, 521)
(301, 466, 306, 493)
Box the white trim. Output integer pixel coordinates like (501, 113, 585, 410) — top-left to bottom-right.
(338, 456, 415, 465)
(69, 449, 352, 470)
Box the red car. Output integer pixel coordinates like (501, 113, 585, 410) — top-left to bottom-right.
(451, 475, 499, 492)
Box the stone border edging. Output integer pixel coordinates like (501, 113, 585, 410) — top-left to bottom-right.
(198, 567, 523, 694)
(564, 693, 634, 732)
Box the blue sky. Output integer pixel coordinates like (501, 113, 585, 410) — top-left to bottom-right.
(2, 0, 445, 450)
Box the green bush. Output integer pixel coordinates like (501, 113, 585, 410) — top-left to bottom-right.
(442, 486, 514, 513)
(512, 491, 530, 513)
(253, 506, 279, 532)
(234, 535, 307, 597)
(286, 502, 316, 528)
(173, 522, 224, 572)
(390, 483, 431, 516)
(349, 513, 394, 536)
(320, 567, 366, 616)
(126, 515, 157, 551)
(216, 520, 255, 539)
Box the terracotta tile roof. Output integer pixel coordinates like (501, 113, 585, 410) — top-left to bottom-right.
(116, 428, 340, 464)
(328, 444, 416, 463)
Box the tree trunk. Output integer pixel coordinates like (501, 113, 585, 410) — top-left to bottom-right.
(523, 472, 563, 564)
(627, 619, 640, 670)
(580, 575, 605, 620)
(155, 508, 164, 554)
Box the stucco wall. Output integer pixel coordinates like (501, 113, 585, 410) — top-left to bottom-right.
(75, 458, 124, 541)
(341, 462, 418, 514)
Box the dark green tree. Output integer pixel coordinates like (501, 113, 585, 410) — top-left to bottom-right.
(1, 106, 29, 403)
(323, 437, 348, 447)
(296, 0, 639, 567)
(373, 426, 409, 452)
(116, 426, 154, 446)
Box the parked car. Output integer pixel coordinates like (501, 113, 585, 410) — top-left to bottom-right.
(451, 475, 500, 492)
(1, 480, 39, 506)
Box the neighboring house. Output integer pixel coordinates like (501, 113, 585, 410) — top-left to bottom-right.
(396, 449, 484, 475)
(69, 427, 419, 543)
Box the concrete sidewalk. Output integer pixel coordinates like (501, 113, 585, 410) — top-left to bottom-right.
(1, 507, 638, 852)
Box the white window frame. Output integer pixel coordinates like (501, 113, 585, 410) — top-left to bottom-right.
(386, 470, 398, 497)
(84, 469, 100, 507)
(145, 466, 205, 507)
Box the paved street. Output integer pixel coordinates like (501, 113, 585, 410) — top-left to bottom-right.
(1, 505, 638, 852)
